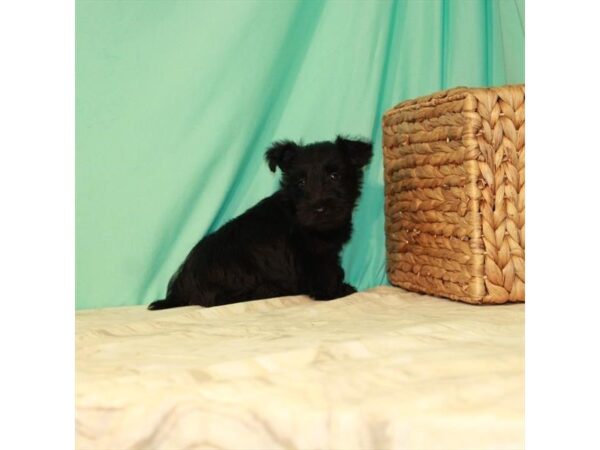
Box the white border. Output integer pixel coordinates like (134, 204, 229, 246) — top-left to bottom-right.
(0, 1, 74, 448)
(526, 2, 600, 449)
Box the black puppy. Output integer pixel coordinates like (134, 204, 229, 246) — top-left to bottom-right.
(148, 136, 372, 309)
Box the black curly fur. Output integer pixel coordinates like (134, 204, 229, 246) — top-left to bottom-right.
(148, 135, 372, 309)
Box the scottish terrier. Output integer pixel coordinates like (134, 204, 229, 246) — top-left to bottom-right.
(148, 135, 372, 309)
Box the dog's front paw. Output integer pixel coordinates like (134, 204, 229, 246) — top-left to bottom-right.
(337, 283, 357, 297)
(311, 283, 356, 301)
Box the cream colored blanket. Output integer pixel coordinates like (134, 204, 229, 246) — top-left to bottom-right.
(76, 286, 524, 450)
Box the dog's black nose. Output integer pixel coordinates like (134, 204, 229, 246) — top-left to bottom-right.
(313, 200, 334, 214)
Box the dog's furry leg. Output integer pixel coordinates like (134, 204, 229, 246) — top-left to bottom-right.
(311, 283, 356, 300)
(147, 297, 183, 310)
(337, 282, 357, 297)
(307, 262, 356, 300)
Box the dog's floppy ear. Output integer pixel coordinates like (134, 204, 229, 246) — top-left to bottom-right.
(336, 136, 373, 168)
(265, 140, 298, 172)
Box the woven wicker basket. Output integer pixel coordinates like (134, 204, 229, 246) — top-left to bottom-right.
(383, 84, 525, 304)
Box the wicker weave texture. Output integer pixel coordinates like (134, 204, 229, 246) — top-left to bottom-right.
(383, 85, 525, 304)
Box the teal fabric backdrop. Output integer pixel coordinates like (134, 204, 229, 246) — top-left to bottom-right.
(76, 0, 524, 309)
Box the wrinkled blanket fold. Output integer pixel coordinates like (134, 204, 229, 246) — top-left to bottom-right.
(76, 286, 524, 450)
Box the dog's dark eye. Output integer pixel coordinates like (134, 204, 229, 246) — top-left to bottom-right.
(329, 172, 339, 181)
(297, 178, 306, 188)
